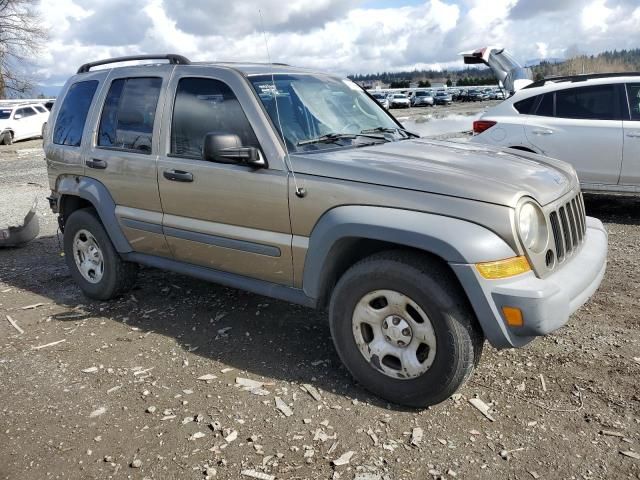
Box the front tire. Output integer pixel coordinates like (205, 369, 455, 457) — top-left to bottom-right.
(1, 131, 13, 145)
(63, 208, 138, 300)
(329, 251, 483, 407)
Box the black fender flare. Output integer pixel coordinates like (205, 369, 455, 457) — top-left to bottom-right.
(56, 175, 132, 253)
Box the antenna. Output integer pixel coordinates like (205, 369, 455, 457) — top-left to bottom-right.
(259, 10, 306, 198)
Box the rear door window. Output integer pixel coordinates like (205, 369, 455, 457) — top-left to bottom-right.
(98, 77, 162, 154)
(170, 77, 260, 159)
(626, 84, 640, 120)
(555, 85, 616, 120)
(35, 105, 47, 113)
(16, 107, 37, 118)
(53, 80, 99, 146)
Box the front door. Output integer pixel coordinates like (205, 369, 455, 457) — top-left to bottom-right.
(621, 83, 640, 187)
(157, 73, 293, 285)
(524, 84, 624, 186)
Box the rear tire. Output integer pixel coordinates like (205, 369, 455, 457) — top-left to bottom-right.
(63, 208, 138, 300)
(329, 250, 484, 407)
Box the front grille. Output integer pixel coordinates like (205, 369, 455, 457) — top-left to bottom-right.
(546, 192, 586, 265)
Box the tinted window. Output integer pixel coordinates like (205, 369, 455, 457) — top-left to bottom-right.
(514, 96, 536, 114)
(627, 84, 640, 120)
(16, 107, 37, 118)
(555, 85, 616, 120)
(535, 93, 554, 117)
(98, 77, 162, 153)
(0, 109, 11, 119)
(171, 77, 259, 159)
(35, 105, 47, 113)
(53, 80, 99, 147)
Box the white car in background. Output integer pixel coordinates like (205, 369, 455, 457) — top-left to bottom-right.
(470, 74, 640, 194)
(0, 103, 50, 145)
(387, 93, 410, 109)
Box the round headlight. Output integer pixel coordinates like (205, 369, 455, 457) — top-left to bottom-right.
(518, 201, 548, 253)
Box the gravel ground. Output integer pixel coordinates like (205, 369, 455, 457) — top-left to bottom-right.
(1, 103, 639, 480)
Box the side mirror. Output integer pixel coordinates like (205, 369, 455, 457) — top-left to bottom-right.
(14, 114, 23, 120)
(203, 132, 266, 168)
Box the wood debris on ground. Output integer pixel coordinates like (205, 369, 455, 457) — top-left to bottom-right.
(275, 397, 293, 417)
(332, 450, 355, 466)
(31, 339, 66, 350)
(468, 397, 496, 422)
(240, 470, 275, 480)
(6, 314, 23, 334)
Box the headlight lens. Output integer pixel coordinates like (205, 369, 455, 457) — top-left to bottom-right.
(517, 201, 548, 253)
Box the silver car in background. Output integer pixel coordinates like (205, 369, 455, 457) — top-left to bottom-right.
(370, 91, 390, 109)
(411, 90, 434, 107)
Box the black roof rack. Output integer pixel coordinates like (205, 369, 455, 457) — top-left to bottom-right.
(77, 54, 191, 74)
(523, 71, 640, 89)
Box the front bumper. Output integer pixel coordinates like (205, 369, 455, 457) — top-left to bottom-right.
(451, 217, 608, 348)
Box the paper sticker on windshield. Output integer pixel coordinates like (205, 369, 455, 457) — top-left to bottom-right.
(342, 79, 361, 91)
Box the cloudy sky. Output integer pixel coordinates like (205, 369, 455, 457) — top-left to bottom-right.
(32, 0, 640, 87)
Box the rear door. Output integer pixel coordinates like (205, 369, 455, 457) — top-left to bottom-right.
(156, 69, 293, 285)
(85, 67, 172, 257)
(524, 84, 624, 186)
(620, 83, 640, 187)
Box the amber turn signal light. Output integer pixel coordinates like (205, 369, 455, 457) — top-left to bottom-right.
(475, 256, 531, 279)
(502, 306, 524, 327)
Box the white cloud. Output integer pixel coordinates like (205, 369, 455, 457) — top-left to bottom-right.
(29, 0, 640, 88)
(581, 0, 613, 32)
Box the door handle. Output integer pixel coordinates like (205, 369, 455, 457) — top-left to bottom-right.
(626, 131, 640, 138)
(86, 159, 107, 169)
(531, 129, 554, 135)
(163, 169, 193, 182)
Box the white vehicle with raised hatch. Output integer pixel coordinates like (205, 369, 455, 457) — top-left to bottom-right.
(470, 73, 640, 195)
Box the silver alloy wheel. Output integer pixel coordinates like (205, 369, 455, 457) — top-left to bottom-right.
(352, 289, 437, 379)
(73, 229, 104, 284)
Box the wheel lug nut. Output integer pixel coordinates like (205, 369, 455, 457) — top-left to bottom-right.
(402, 328, 410, 336)
(392, 317, 400, 326)
(397, 340, 405, 346)
(384, 335, 391, 342)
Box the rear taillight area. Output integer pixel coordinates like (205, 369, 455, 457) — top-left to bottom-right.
(473, 120, 497, 134)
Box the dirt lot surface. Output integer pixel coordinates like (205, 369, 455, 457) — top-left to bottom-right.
(1, 109, 639, 480)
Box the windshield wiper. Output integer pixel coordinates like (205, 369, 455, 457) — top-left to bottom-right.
(298, 132, 390, 147)
(361, 127, 420, 138)
(298, 133, 355, 146)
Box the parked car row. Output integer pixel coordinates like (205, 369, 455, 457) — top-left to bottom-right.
(368, 87, 503, 109)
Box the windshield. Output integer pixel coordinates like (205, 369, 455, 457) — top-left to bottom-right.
(0, 109, 11, 120)
(393, 94, 406, 99)
(249, 74, 400, 152)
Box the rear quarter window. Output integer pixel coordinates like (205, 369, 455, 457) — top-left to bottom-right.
(514, 96, 536, 114)
(53, 80, 99, 147)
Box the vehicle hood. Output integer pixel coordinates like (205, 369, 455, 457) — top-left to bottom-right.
(291, 138, 576, 208)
